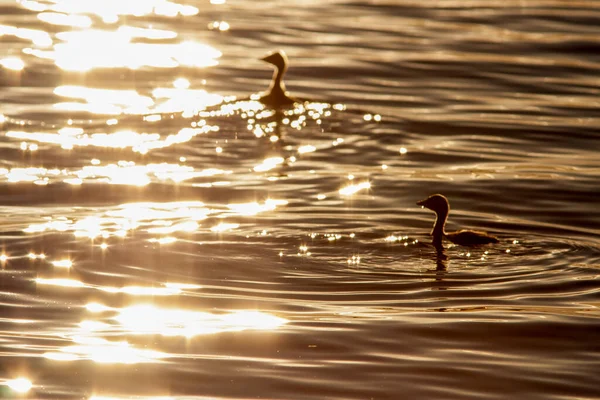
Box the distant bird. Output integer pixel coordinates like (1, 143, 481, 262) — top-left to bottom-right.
(417, 194, 499, 248)
(258, 50, 298, 108)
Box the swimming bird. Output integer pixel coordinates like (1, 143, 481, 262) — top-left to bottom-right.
(258, 50, 298, 108)
(417, 194, 499, 248)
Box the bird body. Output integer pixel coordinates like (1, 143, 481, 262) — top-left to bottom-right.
(417, 194, 498, 248)
(445, 229, 499, 246)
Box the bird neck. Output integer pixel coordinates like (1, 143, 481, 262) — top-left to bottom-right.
(431, 209, 448, 246)
(270, 65, 287, 95)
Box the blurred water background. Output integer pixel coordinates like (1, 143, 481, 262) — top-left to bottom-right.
(0, 0, 599, 398)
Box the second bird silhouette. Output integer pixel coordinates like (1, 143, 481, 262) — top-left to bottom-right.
(258, 50, 299, 108)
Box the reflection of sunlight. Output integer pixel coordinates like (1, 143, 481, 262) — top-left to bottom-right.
(0, 163, 231, 185)
(173, 78, 190, 89)
(114, 305, 287, 337)
(37, 12, 92, 27)
(228, 199, 288, 216)
(254, 157, 284, 172)
(20, 0, 199, 21)
(298, 145, 316, 154)
(165, 282, 202, 290)
(43, 352, 79, 361)
(7, 125, 219, 153)
(44, 304, 287, 364)
(208, 21, 230, 31)
(44, 336, 167, 364)
(152, 87, 223, 115)
(86, 302, 112, 313)
(135, 127, 219, 154)
(24, 218, 72, 233)
(51, 83, 223, 117)
(200, 100, 264, 119)
(148, 236, 177, 244)
(24, 200, 286, 238)
(4, 378, 32, 393)
(0, 24, 52, 46)
(147, 221, 198, 234)
(36, 278, 185, 296)
(339, 181, 371, 196)
(219, 100, 341, 144)
(107, 202, 210, 222)
(26, 27, 219, 71)
(100, 286, 181, 296)
(79, 320, 111, 331)
(55, 85, 154, 111)
(385, 235, 417, 244)
(90, 397, 178, 400)
(347, 255, 361, 265)
(51, 259, 72, 268)
(36, 278, 85, 288)
(210, 223, 239, 233)
(0, 57, 26, 71)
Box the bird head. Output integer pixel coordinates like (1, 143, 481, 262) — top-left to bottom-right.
(261, 50, 288, 71)
(417, 194, 450, 214)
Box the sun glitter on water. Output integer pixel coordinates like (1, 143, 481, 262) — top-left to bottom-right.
(4, 378, 33, 393)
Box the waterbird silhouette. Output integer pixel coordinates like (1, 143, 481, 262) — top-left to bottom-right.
(257, 50, 299, 108)
(417, 194, 499, 249)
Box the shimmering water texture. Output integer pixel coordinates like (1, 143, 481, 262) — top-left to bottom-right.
(1, 0, 600, 399)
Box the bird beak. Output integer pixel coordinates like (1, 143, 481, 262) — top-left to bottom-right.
(416, 199, 427, 207)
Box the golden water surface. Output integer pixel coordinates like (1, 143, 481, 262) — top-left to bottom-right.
(0, 0, 599, 399)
